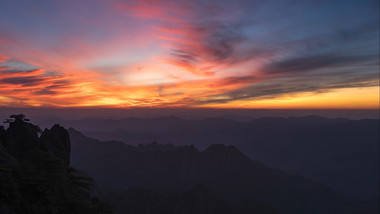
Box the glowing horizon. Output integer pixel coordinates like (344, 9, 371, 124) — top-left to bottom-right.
(0, 0, 378, 109)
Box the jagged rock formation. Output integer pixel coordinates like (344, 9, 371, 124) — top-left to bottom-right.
(0, 142, 15, 164)
(0, 126, 16, 164)
(0, 115, 71, 165)
(40, 124, 71, 164)
(5, 116, 40, 157)
(0, 115, 112, 214)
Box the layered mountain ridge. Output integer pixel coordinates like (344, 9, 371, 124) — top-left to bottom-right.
(1, 114, 377, 214)
(40, 116, 379, 199)
(69, 128, 355, 214)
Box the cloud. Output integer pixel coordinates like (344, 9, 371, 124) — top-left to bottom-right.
(162, 22, 247, 75)
(120, 0, 255, 76)
(33, 89, 57, 95)
(0, 0, 378, 108)
(192, 70, 379, 105)
(0, 76, 46, 86)
(0, 56, 8, 63)
(263, 53, 377, 75)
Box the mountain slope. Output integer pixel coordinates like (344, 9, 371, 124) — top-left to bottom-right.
(69, 128, 353, 214)
(48, 116, 379, 199)
(0, 115, 112, 214)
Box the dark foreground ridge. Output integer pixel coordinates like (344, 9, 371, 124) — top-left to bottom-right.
(0, 114, 112, 214)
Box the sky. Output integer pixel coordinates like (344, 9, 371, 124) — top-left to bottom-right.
(0, 0, 378, 109)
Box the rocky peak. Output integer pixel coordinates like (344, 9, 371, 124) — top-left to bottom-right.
(203, 144, 245, 157)
(39, 124, 71, 164)
(6, 116, 40, 157)
(1, 115, 71, 164)
(0, 140, 16, 164)
(201, 144, 249, 166)
(0, 126, 6, 146)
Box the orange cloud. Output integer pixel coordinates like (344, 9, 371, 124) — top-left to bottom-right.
(0, 0, 378, 109)
(0, 56, 8, 63)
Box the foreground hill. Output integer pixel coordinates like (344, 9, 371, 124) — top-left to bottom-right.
(0, 115, 112, 214)
(69, 128, 355, 214)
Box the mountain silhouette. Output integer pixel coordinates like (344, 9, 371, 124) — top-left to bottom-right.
(1, 114, 377, 214)
(69, 128, 356, 214)
(43, 116, 379, 200)
(0, 114, 112, 214)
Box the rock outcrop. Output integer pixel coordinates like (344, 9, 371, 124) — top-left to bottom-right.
(0, 115, 71, 164)
(0, 115, 112, 214)
(39, 124, 71, 164)
(5, 117, 39, 157)
(0, 126, 14, 164)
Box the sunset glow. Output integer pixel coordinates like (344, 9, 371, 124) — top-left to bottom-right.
(0, 0, 378, 109)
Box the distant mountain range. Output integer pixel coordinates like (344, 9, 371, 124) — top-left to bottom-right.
(69, 128, 363, 214)
(40, 116, 379, 199)
(1, 114, 378, 213)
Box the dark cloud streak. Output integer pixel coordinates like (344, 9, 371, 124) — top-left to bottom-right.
(0, 76, 45, 86)
(263, 54, 377, 74)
